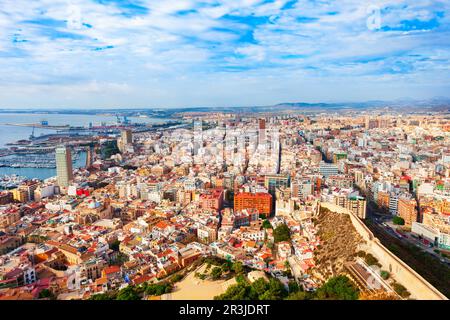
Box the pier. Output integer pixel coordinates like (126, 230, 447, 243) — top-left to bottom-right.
(2, 123, 71, 130)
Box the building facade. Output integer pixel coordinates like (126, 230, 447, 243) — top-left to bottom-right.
(56, 146, 74, 188)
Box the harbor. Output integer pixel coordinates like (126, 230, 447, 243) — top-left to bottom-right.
(0, 151, 87, 185)
(0, 151, 81, 169)
(2, 122, 72, 130)
(0, 112, 172, 148)
(0, 112, 183, 182)
(0, 174, 28, 190)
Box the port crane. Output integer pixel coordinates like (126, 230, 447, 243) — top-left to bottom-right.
(29, 126, 35, 140)
(116, 115, 130, 125)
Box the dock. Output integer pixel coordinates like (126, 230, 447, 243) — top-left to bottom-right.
(2, 123, 71, 130)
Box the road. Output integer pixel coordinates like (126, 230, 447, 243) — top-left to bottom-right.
(367, 207, 450, 266)
(364, 213, 450, 298)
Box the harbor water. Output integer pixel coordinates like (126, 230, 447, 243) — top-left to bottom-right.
(0, 152, 87, 182)
(0, 112, 166, 147)
(0, 112, 167, 180)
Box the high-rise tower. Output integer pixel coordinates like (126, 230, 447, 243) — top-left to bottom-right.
(121, 129, 132, 144)
(258, 118, 266, 145)
(56, 146, 74, 187)
(118, 129, 133, 152)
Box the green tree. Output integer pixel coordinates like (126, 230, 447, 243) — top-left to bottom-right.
(89, 292, 115, 300)
(273, 224, 291, 243)
(38, 289, 55, 300)
(109, 240, 120, 252)
(288, 281, 300, 293)
(364, 253, 381, 267)
(258, 291, 278, 300)
(252, 278, 269, 297)
(215, 283, 254, 300)
(170, 274, 183, 283)
(145, 283, 172, 296)
(284, 260, 291, 272)
(235, 274, 247, 284)
(232, 261, 244, 275)
(221, 262, 231, 273)
(113, 255, 129, 266)
(262, 220, 272, 229)
(286, 291, 312, 300)
(315, 276, 359, 300)
(101, 140, 120, 159)
(393, 216, 405, 225)
(393, 283, 411, 298)
(116, 285, 141, 300)
(380, 270, 390, 280)
(211, 267, 223, 280)
(267, 278, 287, 300)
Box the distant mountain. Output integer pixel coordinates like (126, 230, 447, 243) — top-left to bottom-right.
(270, 97, 450, 111)
(1, 97, 449, 114)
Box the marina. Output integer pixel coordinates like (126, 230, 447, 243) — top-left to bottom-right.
(0, 151, 87, 183)
(0, 112, 179, 181)
(0, 174, 27, 190)
(0, 112, 170, 148)
(0, 151, 81, 169)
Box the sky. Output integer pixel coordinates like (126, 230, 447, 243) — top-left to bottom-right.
(0, 0, 450, 109)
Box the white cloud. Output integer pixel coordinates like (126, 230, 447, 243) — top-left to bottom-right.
(0, 0, 449, 108)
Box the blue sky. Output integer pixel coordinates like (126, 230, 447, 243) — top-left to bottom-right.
(0, 0, 450, 108)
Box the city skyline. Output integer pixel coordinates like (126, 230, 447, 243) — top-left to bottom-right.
(1, 111, 449, 301)
(1, 0, 450, 306)
(1, 0, 450, 108)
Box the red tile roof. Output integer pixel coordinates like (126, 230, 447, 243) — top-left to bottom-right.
(103, 265, 121, 275)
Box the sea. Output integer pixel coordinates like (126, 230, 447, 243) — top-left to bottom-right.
(0, 112, 167, 180)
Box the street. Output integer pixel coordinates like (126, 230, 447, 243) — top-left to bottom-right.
(367, 208, 450, 266)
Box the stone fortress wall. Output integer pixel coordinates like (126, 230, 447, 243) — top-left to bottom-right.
(321, 202, 448, 300)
